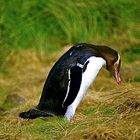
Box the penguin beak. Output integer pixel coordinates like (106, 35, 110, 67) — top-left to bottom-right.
(114, 70, 121, 84)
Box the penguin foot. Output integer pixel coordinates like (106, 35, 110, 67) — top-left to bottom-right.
(64, 105, 75, 121)
(19, 108, 52, 119)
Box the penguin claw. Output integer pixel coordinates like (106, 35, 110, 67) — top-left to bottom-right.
(19, 109, 37, 119)
(19, 108, 52, 119)
(69, 117, 74, 123)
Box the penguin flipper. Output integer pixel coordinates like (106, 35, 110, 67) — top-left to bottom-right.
(63, 66, 82, 107)
(19, 108, 53, 119)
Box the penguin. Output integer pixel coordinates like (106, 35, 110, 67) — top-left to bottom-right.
(20, 43, 121, 121)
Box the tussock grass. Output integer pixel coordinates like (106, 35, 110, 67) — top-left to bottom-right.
(1, 0, 138, 44)
(0, 0, 139, 139)
(0, 0, 139, 70)
(0, 44, 140, 139)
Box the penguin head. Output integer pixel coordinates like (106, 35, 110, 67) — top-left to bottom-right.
(106, 53, 121, 84)
(96, 45, 121, 84)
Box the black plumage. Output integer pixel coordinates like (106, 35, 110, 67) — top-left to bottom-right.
(20, 43, 121, 119)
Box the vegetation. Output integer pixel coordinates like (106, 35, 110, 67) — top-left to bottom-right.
(0, 0, 140, 139)
(1, 0, 139, 59)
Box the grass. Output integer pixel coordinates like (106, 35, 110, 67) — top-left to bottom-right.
(0, 0, 139, 70)
(0, 0, 140, 139)
(0, 39, 140, 139)
(123, 44, 140, 63)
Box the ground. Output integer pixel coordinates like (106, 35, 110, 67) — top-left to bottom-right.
(0, 40, 140, 140)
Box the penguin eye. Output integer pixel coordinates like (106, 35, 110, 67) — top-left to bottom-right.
(114, 53, 121, 67)
(114, 59, 121, 72)
(118, 59, 121, 72)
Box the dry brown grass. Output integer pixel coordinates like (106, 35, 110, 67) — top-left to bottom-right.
(0, 42, 140, 140)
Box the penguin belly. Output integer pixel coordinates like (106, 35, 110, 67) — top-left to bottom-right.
(64, 56, 106, 120)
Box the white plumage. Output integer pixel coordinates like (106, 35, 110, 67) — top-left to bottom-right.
(64, 56, 106, 120)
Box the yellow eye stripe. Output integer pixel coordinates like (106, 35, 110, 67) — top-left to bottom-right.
(115, 54, 120, 66)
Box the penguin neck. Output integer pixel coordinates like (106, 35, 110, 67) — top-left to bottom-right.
(88, 56, 106, 72)
(90, 57, 106, 73)
(93, 45, 118, 67)
(83, 56, 106, 83)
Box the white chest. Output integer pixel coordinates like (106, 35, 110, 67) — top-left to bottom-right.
(82, 56, 106, 89)
(64, 56, 106, 120)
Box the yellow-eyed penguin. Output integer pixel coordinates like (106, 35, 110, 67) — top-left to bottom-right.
(20, 43, 121, 121)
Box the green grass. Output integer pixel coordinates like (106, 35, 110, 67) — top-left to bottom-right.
(1, 0, 139, 48)
(0, 46, 140, 140)
(134, 76, 140, 82)
(0, 0, 140, 139)
(123, 44, 140, 63)
(23, 118, 67, 139)
(83, 104, 115, 116)
(0, 88, 11, 105)
(0, 0, 139, 71)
